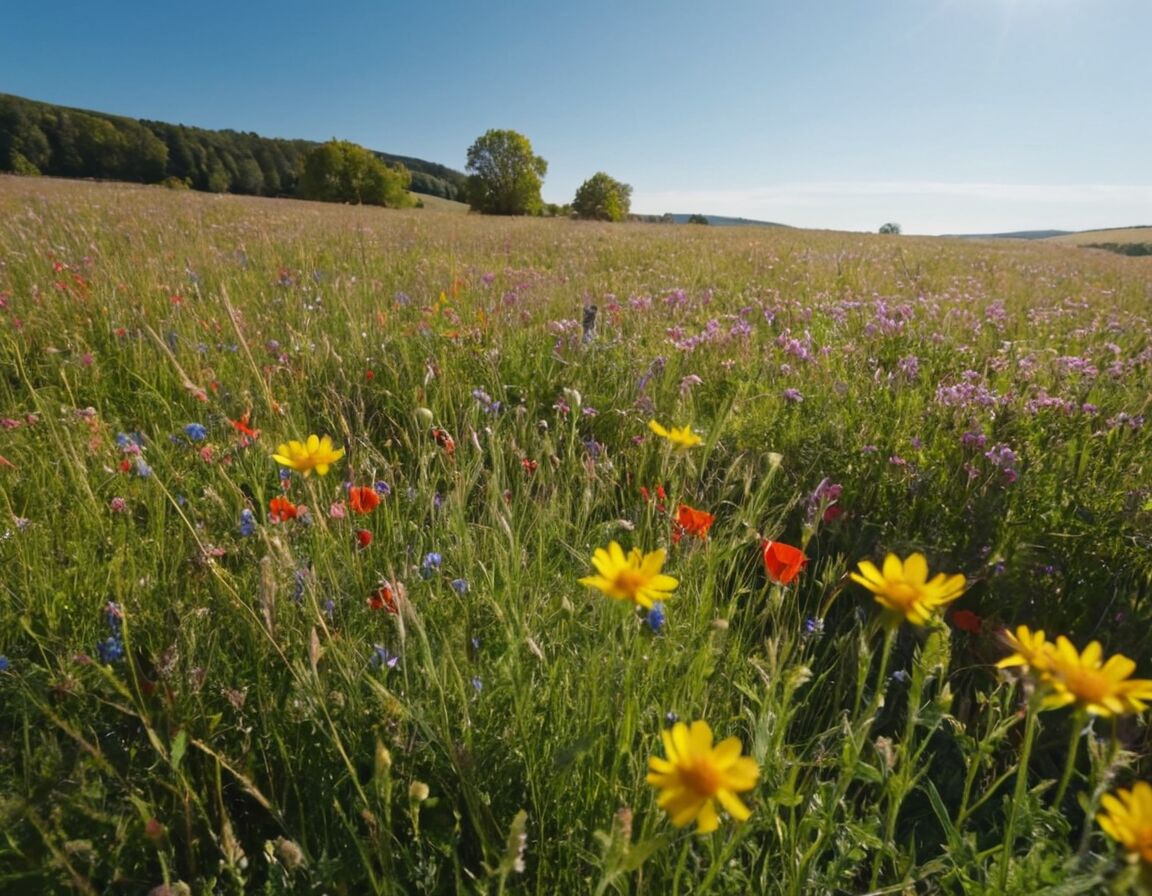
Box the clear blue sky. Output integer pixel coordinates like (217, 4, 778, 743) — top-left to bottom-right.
(3, 0, 1149, 234)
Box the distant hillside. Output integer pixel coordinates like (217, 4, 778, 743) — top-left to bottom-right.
(0, 92, 468, 201)
(944, 229, 1073, 240)
(664, 213, 790, 228)
(1045, 226, 1152, 245)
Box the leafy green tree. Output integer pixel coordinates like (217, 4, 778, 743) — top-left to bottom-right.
(687, 213, 710, 225)
(297, 140, 411, 207)
(879, 222, 902, 235)
(572, 172, 632, 222)
(465, 129, 547, 215)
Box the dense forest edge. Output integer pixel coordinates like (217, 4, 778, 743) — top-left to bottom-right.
(0, 92, 467, 202)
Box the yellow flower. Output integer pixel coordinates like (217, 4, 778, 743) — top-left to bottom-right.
(272, 434, 345, 477)
(995, 625, 1055, 674)
(1098, 780, 1152, 865)
(646, 720, 760, 833)
(849, 552, 966, 626)
(1039, 637, 1152, 717)
(578, 541, 678, 609)
(648, 419, 703, 451)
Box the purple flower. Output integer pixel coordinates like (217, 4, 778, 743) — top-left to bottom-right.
(370, 645, 399, 670)
(450, 578, 469, 595)
(782, 388, 804, 403)
(238, 509, 256, 537)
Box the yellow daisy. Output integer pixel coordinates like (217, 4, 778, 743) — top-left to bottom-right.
(646, 720, 760, 834)
(995, 625, 1055, 674)
(272, 434, 345, 477)
(578, 541, 678, 610)
(648, 419, 703, 451)
(1040, 637, 1152, 717)
(849, 552, 966, 626)
(1098, 780, 1152, 865)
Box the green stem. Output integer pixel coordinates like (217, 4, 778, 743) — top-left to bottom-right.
(698, 825, 751, 893)
(671, 836, 692, 896)
(997, 690, 1040, 891)
(1053, 709, 1086, 809)
(795, 625, 896, 892)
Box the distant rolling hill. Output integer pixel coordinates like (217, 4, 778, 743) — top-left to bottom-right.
(1044, 226, 1152, 245)
(944, 229, 1073, 240)
(666, 213, 791, 228)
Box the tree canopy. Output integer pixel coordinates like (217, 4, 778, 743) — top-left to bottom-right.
(465, 129, 547, 216)
(572, 172, 632, 222)
(0, 93, 466, 201)
(297, 140, 412, 207)
(879, 222, 902, 235)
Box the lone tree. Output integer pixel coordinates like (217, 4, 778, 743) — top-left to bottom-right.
(572, 172, 632, 222)
(297, 140, 412, 207)
(878, 222, 902, 235)
(465, 129, 547, 215)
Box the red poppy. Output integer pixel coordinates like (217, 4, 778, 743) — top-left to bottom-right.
(229, 410, 260, 439)
(432, 428, 455, 457)
(368, 584, 398, 613)
(522, 458, 539, 475)
(761, 540, 808, 586)
(268, 496, 298, 523)
(355, 529, 373, 549)
(951, 609, 983, 634)
(673, 504, 715, 543)
(348, 486, 381, 515)
(640, 484, 667, 513)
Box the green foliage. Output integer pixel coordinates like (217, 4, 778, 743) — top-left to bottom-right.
(465, 129, 548, 215)
(8, 151, 40, 175)
(686, 213, 710, 225)
(572, 172, 632, 222)
(297, 139, 412, 208)
(879, 222, 902, 234)
(0, 92, 465, 202)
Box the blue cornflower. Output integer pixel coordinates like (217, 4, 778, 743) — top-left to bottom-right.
(0, 656, 10, 672)
(471, 677, 483, 694)
(370, 645, 399, 670)
(238, 509, 256, 537)
(97, 636, 124, 664)
(803, 617, 825, 639)
(184, 422, 208, 441)
(421, 552, 442, 580)
(374, 481, 391, 497)
(647, 602, 666, 634)
(116, 432, 143, 452)
(450, 578, 469, 595)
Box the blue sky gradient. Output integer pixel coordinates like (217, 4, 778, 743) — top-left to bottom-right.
(2, 0, 1149, 233)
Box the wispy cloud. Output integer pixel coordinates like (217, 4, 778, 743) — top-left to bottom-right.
(632, 182, 1152, 235)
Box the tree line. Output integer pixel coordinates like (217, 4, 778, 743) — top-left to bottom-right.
(2, 95, 686, 223)
(0, 92, 466, 203)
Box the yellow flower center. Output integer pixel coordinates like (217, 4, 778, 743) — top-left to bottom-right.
(886, 582, 920, 607)
(680, 760, 721, 797)
(613, 568, 646, 597)
(1063, 668, 1110, 703)
(1136, 827, 1152, 863)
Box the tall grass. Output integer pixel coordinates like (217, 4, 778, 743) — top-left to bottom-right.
(1, 175, 1150, 894)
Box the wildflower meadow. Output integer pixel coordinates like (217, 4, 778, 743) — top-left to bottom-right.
(1, 175, 1151, 894)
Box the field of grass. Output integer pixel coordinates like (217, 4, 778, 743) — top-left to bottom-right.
(1, 174, 1151, 895)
